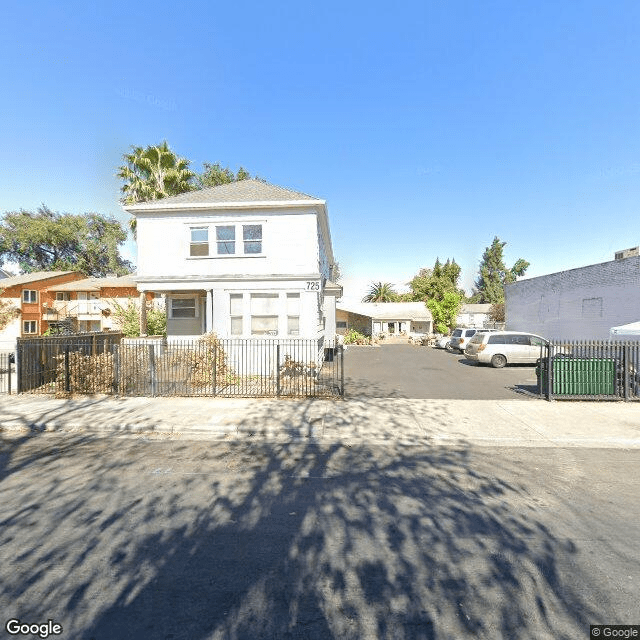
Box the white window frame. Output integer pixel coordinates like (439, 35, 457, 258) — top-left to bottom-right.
(169, 296, 199, 320)
(185, 221, 265, 259)
(229, 293, 243, 336)
(22, 290, 37, 303)
(189, 227, 209, 257)
(250, 292, 279, 336)
(23, 320, 38, 334)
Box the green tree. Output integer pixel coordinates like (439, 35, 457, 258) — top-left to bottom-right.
(362, 282, 398, 302)
(408, 258, 463, 302)
(197, 162, 251, 188)
(0, 206, 132, 276)
(111, 299, 167, 337)
(118, 141, 197, 233)
(427, 291, 464, 334)
(472, 237, 529, 303)
(0, 289, 20, 331)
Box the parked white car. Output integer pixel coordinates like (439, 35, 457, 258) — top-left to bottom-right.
(464, 331, 548, 368)
(448, 327, 497, 352)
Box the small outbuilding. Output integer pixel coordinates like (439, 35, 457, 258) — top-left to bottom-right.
(336, 302, 432, 337)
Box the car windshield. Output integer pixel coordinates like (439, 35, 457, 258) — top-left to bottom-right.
(452, 329, 463, 337)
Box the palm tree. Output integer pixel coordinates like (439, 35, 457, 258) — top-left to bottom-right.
(117, 141, 196, 233)
(362, 282, 398, 302)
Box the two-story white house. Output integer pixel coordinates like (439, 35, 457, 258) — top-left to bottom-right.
(124, 179, 341, 347)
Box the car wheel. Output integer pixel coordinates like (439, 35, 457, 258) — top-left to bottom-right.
(491, 354, 507, 368)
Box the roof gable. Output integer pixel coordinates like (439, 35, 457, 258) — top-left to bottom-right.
(0, 271, 81, 288)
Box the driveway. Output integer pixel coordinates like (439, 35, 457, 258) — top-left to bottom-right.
(344, 343, 539, 399)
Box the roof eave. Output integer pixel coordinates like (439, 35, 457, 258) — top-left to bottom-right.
(123, 199, 326, 213)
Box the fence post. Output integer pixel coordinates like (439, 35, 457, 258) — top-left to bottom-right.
(547, 342, 553, 401)
(340, 345, 345, 397)
(7, 354, 11, 395)
(64, 347, 70, 393)
(16, 343, 21, 394)
(148, 343, 157, 396)
(113, 345, 120, 395)
(623, 343, 630, 401)
(213, 341, 217, 397)
(276, 343, 281, 397)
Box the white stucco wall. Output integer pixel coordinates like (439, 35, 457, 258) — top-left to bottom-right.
(505, 256, 640, 340)
(0, 297, 21, 352)
(136, 208, 321, 279)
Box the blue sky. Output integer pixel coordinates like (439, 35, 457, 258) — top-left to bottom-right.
(1, 0, 639, 303)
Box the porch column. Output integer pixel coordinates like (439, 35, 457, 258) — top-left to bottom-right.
(139, 291, 147, 336)
(205, 289, 213, 333)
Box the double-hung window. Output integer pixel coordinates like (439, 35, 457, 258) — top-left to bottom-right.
(216, 226, 236, 254)
(22, 290, 37, 303)
(55, 292, 71, 301)
(230, 294, 243, 335)
(287, 293, 300, 336)
(243, 225, 262, 254)
(250, 293, 278, 335)
(23, 320, 37, 334)
(190, 227, 209, 256)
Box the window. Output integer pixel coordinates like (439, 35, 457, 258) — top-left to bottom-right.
(170, 297, 197, 319)
(55, 292, 71, 301)
(22, 290, 37, 303)
(23, 321, 37, 334)
(337, 321, 347, 329)
(243, 225, 262, 254)
(216, 226, 235, 254)
(230, 294, 243, 336)
(190, 227, 209, 256)
(250, 293, 278, 335)
(530, 336, 546, 347)
(488, 335, 506, 344)
(507, 334, 531, 346)
(287, 293, 300, 336)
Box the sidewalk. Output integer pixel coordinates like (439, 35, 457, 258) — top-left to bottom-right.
(1, 394, 639, 448)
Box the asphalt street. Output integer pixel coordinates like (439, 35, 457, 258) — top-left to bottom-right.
(0, 432, 638, 640)
(344, 344, 540, 399)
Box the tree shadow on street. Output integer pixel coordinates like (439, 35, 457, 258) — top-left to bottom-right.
(0, 399, 604, 639)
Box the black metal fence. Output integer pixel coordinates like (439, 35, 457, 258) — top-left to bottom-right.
(0, 352, 14, 394)
(16, 334, 344, 398)
(539, 340, 640, 401)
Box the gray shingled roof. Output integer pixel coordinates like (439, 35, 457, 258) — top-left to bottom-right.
(48, 276, 138, 292)
(128, 179, 322, 207)
(0, 271, 80, 288)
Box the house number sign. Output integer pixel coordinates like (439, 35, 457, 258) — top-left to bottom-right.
(306, 281, 320, 290)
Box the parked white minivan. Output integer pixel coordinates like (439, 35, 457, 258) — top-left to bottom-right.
(448, 327, 497, 353)
(464, 331, 548, 368)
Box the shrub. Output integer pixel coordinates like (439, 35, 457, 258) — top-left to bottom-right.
(343, 329, 373, 345)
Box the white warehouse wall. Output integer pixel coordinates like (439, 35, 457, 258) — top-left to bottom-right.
(505, 256, 640, 340)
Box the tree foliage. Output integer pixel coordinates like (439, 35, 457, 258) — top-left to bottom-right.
(0, 290, 20, 331)
(408, 258, 464, 302)
(117, 140, 196, 205)
(197, 162, 251, 188)
(362, 282, 398, 303)
(489, 302, 505, 323)
(111, 299, 167, 337)
(472, 237, 529, 303)
(427, 291, 464, 334)
(0, 206, 133, 276)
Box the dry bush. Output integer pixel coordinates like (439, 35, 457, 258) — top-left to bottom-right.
(167, 333, 232, 388)
(55, 351, 115, 396)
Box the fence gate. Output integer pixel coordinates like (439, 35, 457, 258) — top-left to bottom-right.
(539, 340, 640, 401)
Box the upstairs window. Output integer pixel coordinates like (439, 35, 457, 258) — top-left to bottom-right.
(22, 290, 37, 303)
(216, 226, 235, 254)
(55, 292, 71, 301)
(190, 227, 209, 256)
(243, 225, 262, 254)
